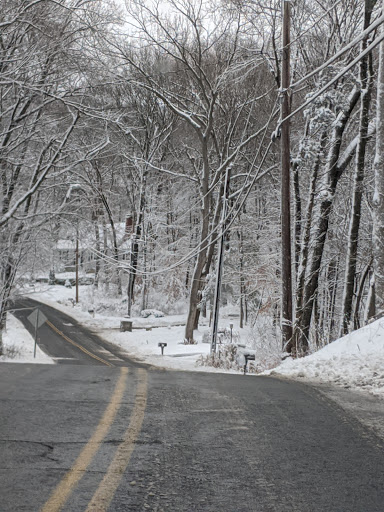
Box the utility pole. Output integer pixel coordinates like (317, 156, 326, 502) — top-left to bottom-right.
(211, 166, 231, 354)
(281, 0, 293, 352)
(373, 0, 384, 316)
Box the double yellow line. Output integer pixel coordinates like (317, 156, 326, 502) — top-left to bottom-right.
(46, 319, 113, 367)
(41, 367, 148, 512)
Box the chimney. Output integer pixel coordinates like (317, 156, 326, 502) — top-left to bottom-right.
(124, 215, 133, 238)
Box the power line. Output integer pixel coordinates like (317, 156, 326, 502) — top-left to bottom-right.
(290, 12, 384, 90)
(280, 0, 345, 52)
(276, 28, 384, 132)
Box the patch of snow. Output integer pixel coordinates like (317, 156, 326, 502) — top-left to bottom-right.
(0, 314, 54, 364)
(264, 318, 384, 397)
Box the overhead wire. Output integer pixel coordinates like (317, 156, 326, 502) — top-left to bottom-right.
(279, 0, 345, 52)
(290, 12, 384, 90)
(276, 28, 384, 132)
(77, 4, 384, 279)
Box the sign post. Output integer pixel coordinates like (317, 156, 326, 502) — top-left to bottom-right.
(27, 308, 47, 358)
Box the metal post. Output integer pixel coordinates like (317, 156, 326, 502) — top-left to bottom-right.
(75, 231, 79, 304)
(33, 308, 39, 358)
(281, 0, 293, 352)
(211, 166, 231, 354)
(127, 234, 134, 317)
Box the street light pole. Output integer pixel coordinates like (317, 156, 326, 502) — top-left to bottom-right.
(75, 230, 79, 304)
(211, 166, 231, 354)
(66, 184, 83, 305)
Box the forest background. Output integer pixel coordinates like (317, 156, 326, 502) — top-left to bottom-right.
(1, 0, 384, 359)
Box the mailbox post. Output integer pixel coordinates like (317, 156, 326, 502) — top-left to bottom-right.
(120, 320, 133, 332)
(158, 342, 167, 355)
(244, 354, 255, 375)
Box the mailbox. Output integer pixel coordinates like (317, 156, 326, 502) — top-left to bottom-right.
(244, 353, 255, 375)
(158, 342, 167, 355)
(120, 320, 133, 332)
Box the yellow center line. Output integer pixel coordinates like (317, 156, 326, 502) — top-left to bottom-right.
(40, 367, 129, 512)
(85, 368, 148, 512)
(46, 319, 113, 367)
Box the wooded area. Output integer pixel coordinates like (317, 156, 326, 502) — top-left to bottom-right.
(1, 0, 384, 356)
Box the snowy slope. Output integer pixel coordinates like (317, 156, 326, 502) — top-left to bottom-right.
(265, 318, 384, 397)
(0, 313, 54, 364)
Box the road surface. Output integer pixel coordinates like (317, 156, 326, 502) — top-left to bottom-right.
(1, 299, 384, 511)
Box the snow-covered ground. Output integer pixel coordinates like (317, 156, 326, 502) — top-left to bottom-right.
(1, 313, 53, 364)
(266, 320, 384, 398)
(3, 282, 384, 398)
(14, 283, 236, 373)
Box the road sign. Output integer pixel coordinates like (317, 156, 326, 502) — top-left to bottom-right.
(27, 308, 47, 358)
(27, 308, 47, 330)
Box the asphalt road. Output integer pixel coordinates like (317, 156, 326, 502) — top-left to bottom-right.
(1, 299, 384, 511)
(11, 297, 145, 368)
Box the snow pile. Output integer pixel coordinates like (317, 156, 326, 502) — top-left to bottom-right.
(266, 318, 384, 397)
(0, 314, 54, 364)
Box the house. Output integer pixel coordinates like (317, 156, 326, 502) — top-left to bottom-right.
(55, 216, 134, 272)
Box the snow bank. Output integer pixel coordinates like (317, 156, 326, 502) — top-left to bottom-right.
(265, 318, 384, 397)
(0, 314, 54, 364)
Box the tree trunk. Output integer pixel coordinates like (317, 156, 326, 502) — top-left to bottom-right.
(185, 249, 207, 341)
(294, 133, 326, 349)
(292, 121, 309, 273)
(296, 87, 360, 350)
(102, 216, 109, 291)
(353, 260, 372, 329)
(328, 256, 340, 339)
(239, 228, 245, 329)
(94, 218, 100, 288)
(365, 272, 376, 322)
(127, 173, 146, 315)
(185, 141, 211, 343)
(140, 229, 148, 312)
(340, 0, 375, 335)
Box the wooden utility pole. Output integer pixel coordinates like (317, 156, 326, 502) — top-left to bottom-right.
(281, 0, 293, 352)
(373, 0, 384, 316)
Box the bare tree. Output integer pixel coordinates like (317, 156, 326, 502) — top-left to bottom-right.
(0, 0, 115, 351)
(105, 0, 277, 341)
(340, 0, 377, 335)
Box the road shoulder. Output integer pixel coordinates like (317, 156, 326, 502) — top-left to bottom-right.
(307, 380, 384, 441)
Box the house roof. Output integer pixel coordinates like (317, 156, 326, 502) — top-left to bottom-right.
(56, 222, 132, 251)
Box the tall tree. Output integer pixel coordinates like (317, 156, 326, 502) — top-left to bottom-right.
(0, 0, 114, 352)
(340, 0, 377, 335)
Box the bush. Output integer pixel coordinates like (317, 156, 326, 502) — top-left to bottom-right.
(197, 343, 240, 370)
(246, 315, 282, 371)
(2, 345, 21, 359)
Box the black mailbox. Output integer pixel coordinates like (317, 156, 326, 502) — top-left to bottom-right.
(158, 342, 167, 355)
(244, 354, 255, 375)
